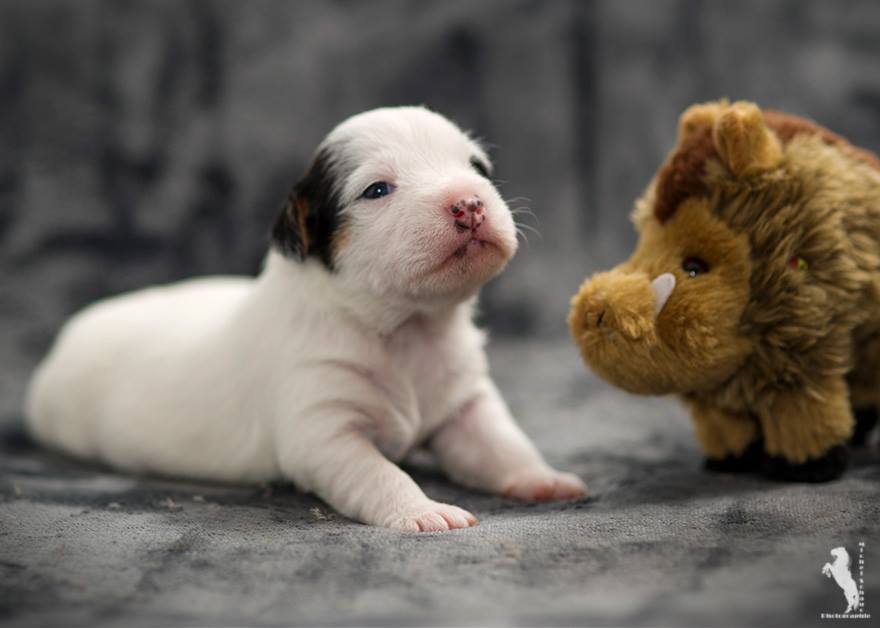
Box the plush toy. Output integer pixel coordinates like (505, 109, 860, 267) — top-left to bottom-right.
(568, 100, 880, 482)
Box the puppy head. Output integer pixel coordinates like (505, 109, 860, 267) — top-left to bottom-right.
(272, 107, 518, 302)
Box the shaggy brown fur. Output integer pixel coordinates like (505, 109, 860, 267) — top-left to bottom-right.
(569, 100, 880, 482)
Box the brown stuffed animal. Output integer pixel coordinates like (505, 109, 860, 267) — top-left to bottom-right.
(568, 100, 880, 482)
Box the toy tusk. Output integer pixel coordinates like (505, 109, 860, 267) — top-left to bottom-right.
(651, 273, 676, 315)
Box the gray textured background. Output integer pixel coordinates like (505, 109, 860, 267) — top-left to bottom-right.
(2, 1, 880, 626)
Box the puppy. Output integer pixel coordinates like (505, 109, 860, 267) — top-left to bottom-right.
(25, 106, 586, 531)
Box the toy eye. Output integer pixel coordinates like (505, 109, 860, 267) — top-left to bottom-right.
(682, 257, 710, 277)
(789, 256, 809, 271)
(470, 157, 491, 179)
(361, 181, 395, 199)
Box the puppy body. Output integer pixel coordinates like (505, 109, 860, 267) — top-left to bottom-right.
(26, 107, 585, 530)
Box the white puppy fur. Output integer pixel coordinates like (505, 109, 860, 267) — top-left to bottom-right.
(25, 106, 586, 531)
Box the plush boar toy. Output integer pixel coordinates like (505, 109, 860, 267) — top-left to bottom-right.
(569, 100, 880, 482)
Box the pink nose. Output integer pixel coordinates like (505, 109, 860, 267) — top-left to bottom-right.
(449, 196, 483, 218)
(449, 196, 485, 232)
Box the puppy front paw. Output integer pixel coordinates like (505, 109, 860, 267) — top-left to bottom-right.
(502, 468, 587, 502)
(385, 501, 478, 532)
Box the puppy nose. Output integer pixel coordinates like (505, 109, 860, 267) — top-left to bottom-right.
(449, 196, 483, 218)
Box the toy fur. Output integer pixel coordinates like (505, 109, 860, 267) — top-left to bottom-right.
(569, 100, 880, 482)
(26, 107, 586, 531)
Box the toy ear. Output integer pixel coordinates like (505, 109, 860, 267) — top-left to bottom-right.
(712, 101, 782, 177)
(677, 101, 725, 144)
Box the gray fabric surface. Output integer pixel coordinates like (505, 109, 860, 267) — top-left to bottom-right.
(2, 340, 879, 627)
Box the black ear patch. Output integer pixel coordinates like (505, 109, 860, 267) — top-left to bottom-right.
(271, 148, 344, 269)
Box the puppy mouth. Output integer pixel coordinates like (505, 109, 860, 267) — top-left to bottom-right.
(451, 235, 493, 258)
(417, 234, 504, 282)
(445, 230, 508, 267)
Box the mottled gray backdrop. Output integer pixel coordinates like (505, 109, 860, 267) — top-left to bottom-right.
(3, 0, 880, 413)
(2, 2, 880, 627)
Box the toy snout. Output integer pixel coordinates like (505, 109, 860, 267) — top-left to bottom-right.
(569, 268, 689, 395)
(569, 269, 673, 342)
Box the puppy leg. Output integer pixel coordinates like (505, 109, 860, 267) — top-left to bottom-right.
(281, 427, 477, 531)
(430, 381, 587, 501)
(757, 377, 853, 482)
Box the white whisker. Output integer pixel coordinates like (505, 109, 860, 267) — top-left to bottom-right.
(514, 220, 542, 242)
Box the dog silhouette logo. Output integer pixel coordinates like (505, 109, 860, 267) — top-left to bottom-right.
(823, 547, 860, 614)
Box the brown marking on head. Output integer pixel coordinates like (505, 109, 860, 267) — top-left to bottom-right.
(330, 224, 349, 260)
(654, 101, 828, 224)
(763, 110, 880, 172)
(287, 194, 311, 255)
(654, 123, 717, 223)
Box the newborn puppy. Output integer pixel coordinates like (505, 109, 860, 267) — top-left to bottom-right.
(26, 106, 586, 531)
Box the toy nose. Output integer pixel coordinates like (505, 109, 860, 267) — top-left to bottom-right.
(449, 196, 483, 219)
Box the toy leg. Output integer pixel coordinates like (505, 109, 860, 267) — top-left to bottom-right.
(757, 377, 852, 482)
(430, 382, 587, 501)
(846, 340, 880, 446)
(851, 406, 878, 446)
(687, 401, 762, 472)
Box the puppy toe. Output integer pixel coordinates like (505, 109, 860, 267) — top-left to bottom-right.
(389, 502, 478, 532)
(503, 468, 587, 502)
(551, 472, 589, 500)
(415, 512, 451, 532)
(438, 505, 478, 529)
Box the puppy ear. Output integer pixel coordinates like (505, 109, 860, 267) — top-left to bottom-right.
(271, 149, 342, 269)
(712, 101, 782, 177)
(272, 189, 311, 260)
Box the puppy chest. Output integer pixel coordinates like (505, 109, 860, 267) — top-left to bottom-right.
(384, 324, 484, 436)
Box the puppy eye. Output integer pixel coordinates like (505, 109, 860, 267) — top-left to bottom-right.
(361, 181, 395, 200)
(682, 257, 710, 277)
(470, 157, 491, 179)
